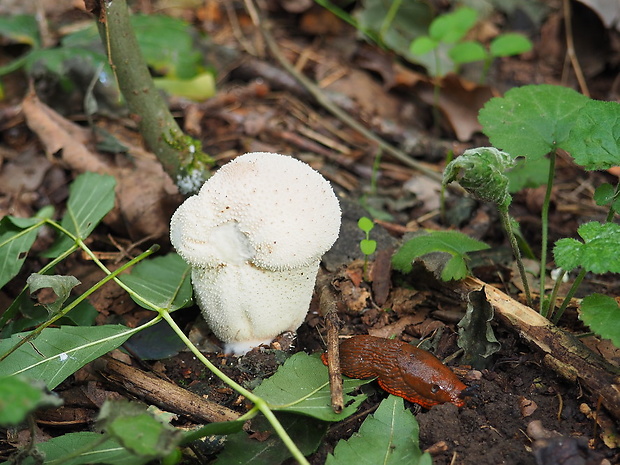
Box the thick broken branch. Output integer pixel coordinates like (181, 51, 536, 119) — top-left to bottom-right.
(94, 356, 241, 424)
(450, 277, 620, 420)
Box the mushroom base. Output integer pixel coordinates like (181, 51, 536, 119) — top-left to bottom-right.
(191, 261, 320, 354)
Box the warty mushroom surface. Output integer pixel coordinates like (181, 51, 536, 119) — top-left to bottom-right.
(170, 152, 341, 354)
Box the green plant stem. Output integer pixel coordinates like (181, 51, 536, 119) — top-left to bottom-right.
(370, 148, 382, 195)
(0, 239, 158, 362)
(539, 151, 556, 315)
(96, 0, 185, 182)
(499, 208, 532, 307)
(440, 150, 454, 223)
(431, 51, 442, 134)
(552, 268, 586, 324)
(161, 312, 309, 465)
(380, 0, 402, 39)
(0, 244, 78, 330)
(605, 181, 620, 223)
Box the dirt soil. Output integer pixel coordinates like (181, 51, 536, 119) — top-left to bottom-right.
(1, 1, 619, 464)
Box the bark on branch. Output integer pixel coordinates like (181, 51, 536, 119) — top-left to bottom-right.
(450, 277, 620, 420)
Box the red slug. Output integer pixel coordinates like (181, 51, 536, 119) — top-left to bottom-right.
(321, 335, 467, 408)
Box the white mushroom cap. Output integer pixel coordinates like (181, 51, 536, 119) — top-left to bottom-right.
(170, 152, 341, 353)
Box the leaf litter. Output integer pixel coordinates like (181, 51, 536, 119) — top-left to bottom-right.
(1, 1, 619, 464)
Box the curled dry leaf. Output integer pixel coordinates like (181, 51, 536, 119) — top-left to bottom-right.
(22, 90, 181, 240)
(22, 91, 111, 174)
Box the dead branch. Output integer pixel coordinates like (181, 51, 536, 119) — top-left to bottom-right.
(94, 356, 241, 424)
(449, 277, 620, 420)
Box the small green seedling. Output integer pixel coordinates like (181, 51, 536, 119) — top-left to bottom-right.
(409, 7, 532, 81)
(408, 6, 531, 132)
(472, 84, 620, 345)
(358, 217, 377, 279)
(392, 230, 489, 282)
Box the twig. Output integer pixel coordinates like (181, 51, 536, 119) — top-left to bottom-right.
(320, 285, 344, 414)
(245, 1, 443, 184)
(562, 0, 590, 97)
(448, 276, 620, 420)
(95, 356, 240, 423)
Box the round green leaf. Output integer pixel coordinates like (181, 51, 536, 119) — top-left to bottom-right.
(360, 239, 377, 256)
(593, 183, 615, 206)
(429, 7, 477, 43)
(410, 36, 437, 55)
(449, 41, 486, 64)
(579, 294, 620, 348)
(479, 84, 590, 160)
(357, 216, 375, 233)
(490, 33, 532, 57)
(0, 377, 46, 425)
(563, 99, 620, 170)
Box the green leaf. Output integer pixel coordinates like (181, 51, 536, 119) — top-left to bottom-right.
(478, 84, 590, 160)
(593, 183, 615, 207)
(562, 99, 620, 170)
(357, 216, 375, 233)
(214, 413, 326, 465)
(409, 36, 437, 55)
(325, 395, 432, 465)
(553, 222, 620, 273)
(579, 294, 620, 348)
(123, 319, 186, 360)
(356, 0, 434, 53)
(429, 7, 478, 43)
(0, 14, 40, 47)
(0, 325, 141, 389)
(360, 239, 377, 256)
(489, 33, 533, 57)
(443, 147, 515, 209)
(154, 72, 215, 101)
(0, 207, 53, 288)
(26, 274, 81, 316)
(19, 432, 149, 465)
(457, 288, 501, 369)
(118, 253, 192, 312)
(44, 172, 116, 257)
(449, 41, 486, 64)
(392, 231, 490, 281)
(253, 353, 370, 421)
(57, 299, 98, 327)
(131, 14, 203, 79)
(99, 400, 182, 459)
(181, 420, 245, 444)
(0, 376, 62, 426)
(506, 157, 550, 192)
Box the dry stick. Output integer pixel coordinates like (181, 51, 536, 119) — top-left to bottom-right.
(246, 3, 443, 184)
(449, 277, 620, 420)
(95, 356, 240, 424)
(320, 285, 344, 413)
(562, 0, 590, 97)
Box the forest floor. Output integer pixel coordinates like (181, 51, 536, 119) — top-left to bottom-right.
(0, 1, 619, 464)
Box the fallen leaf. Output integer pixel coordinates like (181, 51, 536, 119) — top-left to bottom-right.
(22, 91, 111, 174)
(417, 74, 495, 141)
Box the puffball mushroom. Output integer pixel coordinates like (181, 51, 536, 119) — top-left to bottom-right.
(170, 152, 341, 354)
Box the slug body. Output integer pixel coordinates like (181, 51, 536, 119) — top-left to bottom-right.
(322, 335, 466, 408)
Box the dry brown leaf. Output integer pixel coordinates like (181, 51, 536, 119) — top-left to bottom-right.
(417, 74, 495, 142)
(22, 91, 111, 174)
(22, 90, 181, 241)
(368, 315, 421, 339)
